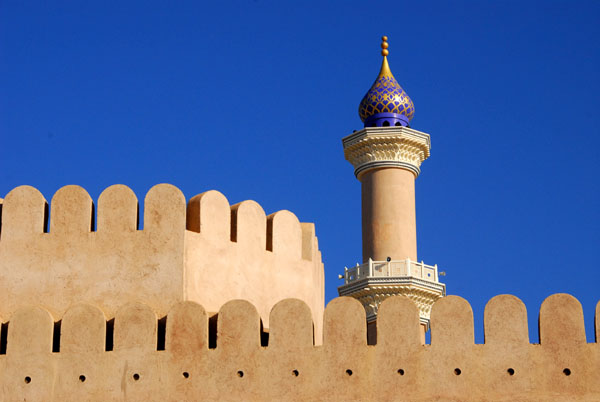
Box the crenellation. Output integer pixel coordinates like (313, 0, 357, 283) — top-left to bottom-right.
(114, 302, 158, 352)
(1, 185, 47, 239)
(321, 297, 371, 402)
(3, 306, 55, 401)
(0, 295, 596, 400)
(323, 297, 367, 351)
(372, 297, 423, 401)
(143, 183, 186, 233)
(266, 210, 302, 259)
(484, 294, 529, 347)
(264, 299, 317, 401)
(269, 298, 314, 350)
(50, 185, 94, 234)
(187, 190, 231, 242)
(97, 184, 139, 232)
(540, 293, 587, 349)
(210, 300, 264, 400)
(165, 301, 208, 354)
(430, 295, 474, 348)
(480, 295, 532, 398)
(0, 185, 321, 262)
(0, 184, 324, 337)
(376, 295, 421, 350)
(217, 299, 262, 351)
(230, 199, 267, 246)
(538, 294, 596, 400)
(184, 200, 323, 335)
(6, 306, 55, 356)
(1, 295, 594, 355)
(60, 304, 106, 354)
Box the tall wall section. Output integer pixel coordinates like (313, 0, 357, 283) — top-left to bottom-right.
(0, 294, 597, 401)
(0, 184, 324, 337)
(184, 190, 324, 331)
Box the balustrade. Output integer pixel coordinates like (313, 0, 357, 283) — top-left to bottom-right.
(342, 258, 439, 284)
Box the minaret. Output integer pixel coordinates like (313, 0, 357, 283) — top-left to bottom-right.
(338, 36, 445, 344)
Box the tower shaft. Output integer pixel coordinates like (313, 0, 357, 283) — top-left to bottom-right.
(361, 167, 416, 262)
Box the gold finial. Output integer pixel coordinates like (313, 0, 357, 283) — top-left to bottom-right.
(381, 35, 389, 57)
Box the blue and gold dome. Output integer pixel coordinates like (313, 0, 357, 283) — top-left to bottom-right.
(358, 36, 414, 127)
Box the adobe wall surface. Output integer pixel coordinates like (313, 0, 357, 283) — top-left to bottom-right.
(0, 294, 597, 401)
(0, 184, 324, 337)
(184, 190, 324, 332)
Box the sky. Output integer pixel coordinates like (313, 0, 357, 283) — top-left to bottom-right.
(1, 1, 599, 343)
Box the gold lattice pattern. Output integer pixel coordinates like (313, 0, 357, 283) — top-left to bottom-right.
(358, 75, 415, 122)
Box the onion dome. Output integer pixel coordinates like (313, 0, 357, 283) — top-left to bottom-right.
(358, 36, 415, 127)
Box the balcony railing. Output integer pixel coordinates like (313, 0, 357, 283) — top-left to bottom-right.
(341, 258, 440, 285)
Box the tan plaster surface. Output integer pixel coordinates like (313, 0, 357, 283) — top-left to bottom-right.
(0, 184, 324, 337)
(0, 294, 597, 401)
(184, 190, 324, 337)
(360, 167, 417, 262)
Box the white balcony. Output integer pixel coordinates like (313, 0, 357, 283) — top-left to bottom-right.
(341, 258, 441, 285)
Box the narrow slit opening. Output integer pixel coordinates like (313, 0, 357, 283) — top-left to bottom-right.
(230, 208, 238, 242)
(0, 322, 8, 354)
(208, 314, 218, 349)
(91, 202, 96, 231)
(367, 321, 377, 345)
(266, 218, 274, 252)
(43, 202, 49, 233)
(52, 320, 61, 353)
(105, 318, 114, 351)
(260, 321, 269, 347)
(157, 316, 167, 351)
(136, 203, 140, 230)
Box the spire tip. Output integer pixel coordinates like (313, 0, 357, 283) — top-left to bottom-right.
(381, 36, 389, 56)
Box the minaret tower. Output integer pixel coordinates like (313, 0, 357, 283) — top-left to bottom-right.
(338, 37, 445, 343)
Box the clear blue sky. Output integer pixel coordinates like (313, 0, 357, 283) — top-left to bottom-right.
(1, 1, 599, 342)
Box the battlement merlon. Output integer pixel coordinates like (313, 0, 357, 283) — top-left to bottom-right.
(0, 184, 324, 337)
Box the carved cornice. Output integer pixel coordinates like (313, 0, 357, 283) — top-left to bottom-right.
(339, 276, 446, 295)
(342, 126, 431, 178)
(338, 277, 445, 330)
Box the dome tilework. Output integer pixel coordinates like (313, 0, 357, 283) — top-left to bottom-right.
(358, 74, 414, 123)
(358, 44, 414, 125)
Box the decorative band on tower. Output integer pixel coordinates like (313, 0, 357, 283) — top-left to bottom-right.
(343, 126, 431, 178)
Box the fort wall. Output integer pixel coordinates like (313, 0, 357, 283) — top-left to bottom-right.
(0, 184, 324, 337)
(184, 189, 324, 332)
(0, 294, 597, 401)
